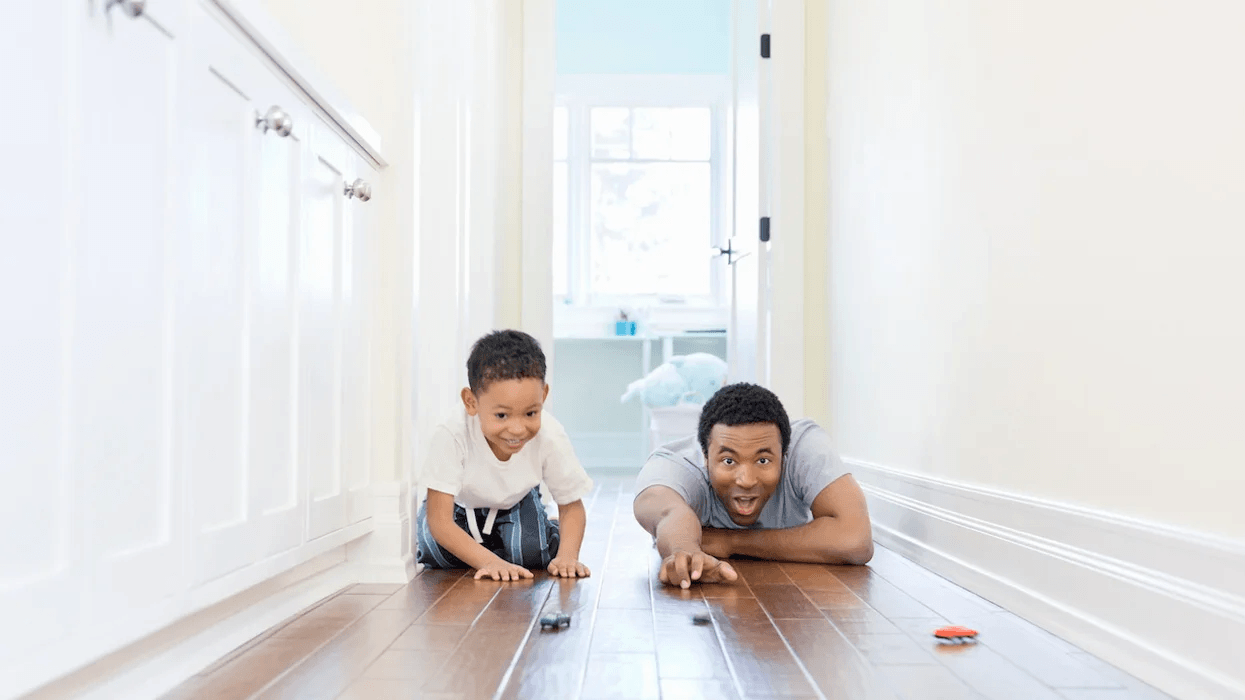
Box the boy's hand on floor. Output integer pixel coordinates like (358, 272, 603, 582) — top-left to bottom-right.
(474, 558, 533, 582)
(548, 556, 591, 578)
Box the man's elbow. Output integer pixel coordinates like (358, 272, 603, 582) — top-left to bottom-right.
(824, 522, 874, 565)
(842, 536, 874, 565)
(631, 496, 661, 536)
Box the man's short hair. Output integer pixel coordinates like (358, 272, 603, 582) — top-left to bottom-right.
(697, 382, 792, 456)
(466, 329, 547, 394)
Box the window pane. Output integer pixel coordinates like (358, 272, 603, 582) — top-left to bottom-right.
(632, 108, 711, 161)
(554, 106, 568, 161)
(632, 108, 671, 160)
(591, 108, 631, 159)
(669, 108, 712, 160)
(590, 163, 711, 297)
(553, 162, 569, 298)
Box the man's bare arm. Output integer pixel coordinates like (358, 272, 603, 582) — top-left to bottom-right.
(633, 485, 703, 557)
(634, 485, 737, 587)
(699, 475, 873, 565)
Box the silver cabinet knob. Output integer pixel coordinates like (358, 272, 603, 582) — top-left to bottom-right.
(255, 106, 293, 137)
(106, 0, 146, 18)
(344, 178, 372, 202)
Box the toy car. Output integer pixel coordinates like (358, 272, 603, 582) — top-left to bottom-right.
(692, 612, 712, 625)
(540, 611, 571, 630)
(933, 625, 978, 642)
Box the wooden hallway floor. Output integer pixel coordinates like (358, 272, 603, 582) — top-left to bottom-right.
(161, 479, 1173, 700)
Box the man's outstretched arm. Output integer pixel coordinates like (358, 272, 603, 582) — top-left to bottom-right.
(633, 485, 738, 588)
(699, 475, 874, 565)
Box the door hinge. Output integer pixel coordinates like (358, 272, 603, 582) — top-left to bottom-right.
(759, 216, 771, 242)
(761, 33, 771, 58)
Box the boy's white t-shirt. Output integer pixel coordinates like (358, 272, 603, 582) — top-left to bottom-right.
(421, 407, 594, 511)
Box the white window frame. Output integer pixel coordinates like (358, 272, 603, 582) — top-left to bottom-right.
(553, 75, 732, 333)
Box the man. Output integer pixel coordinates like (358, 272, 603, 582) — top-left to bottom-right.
(633, 382, 873, 588)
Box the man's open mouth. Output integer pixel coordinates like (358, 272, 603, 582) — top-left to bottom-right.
(732, 495, 760, 516)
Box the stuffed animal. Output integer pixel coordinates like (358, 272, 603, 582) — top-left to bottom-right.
(621, 352, 728, 408)
(619, 361, 685, 408)
(669, 353, 729, 404)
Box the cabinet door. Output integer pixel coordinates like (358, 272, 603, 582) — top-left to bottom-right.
(178, 9, 254, 585)
(248, 76, 307, 561)
(0, 0, 80, 667)
(76, 0, 184, 616)
(180, 8, 308, 584)
(343, 157, 377, 524)
(302, 123, 350, 540)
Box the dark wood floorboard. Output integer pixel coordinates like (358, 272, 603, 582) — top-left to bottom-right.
(160, 477, 1173, 700)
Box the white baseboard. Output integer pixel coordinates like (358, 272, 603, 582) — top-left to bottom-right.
(24, 482, 423, 700)
(849, 459, 1245, 700)
(346, 481, 420, 583)
(28, 550, 361, 700)
(569, 431, 643, 469)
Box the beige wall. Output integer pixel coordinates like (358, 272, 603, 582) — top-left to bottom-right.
(256, 0, 417, 484)
(256, 0, 406, 145)
(824, 1, 1245, 540)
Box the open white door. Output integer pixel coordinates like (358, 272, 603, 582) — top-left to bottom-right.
(725, 0, 771, 386)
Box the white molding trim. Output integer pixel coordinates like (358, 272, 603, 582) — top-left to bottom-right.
(203, 0, 387, 167)
(346, 481, 420, 583)
(850, 459, 1245, 700)
(520, 0, 555, 352)
(26, 550, 362, 700)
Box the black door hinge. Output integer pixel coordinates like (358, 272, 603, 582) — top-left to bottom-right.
(760, 33, 771, 58)
(759, 216, 771, 242)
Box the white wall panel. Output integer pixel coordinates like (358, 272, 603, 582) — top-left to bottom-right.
(0, 0, 80, 663)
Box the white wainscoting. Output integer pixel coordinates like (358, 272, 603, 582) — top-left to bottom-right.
(1, 1, 397, 696)
(850, 459, 1245, 700)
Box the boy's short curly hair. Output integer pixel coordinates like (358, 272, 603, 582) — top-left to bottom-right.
(467, 329, 547, 394)
(697, 382, 791, 457)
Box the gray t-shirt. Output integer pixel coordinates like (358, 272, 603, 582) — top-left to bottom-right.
(634, 418, 850, 529)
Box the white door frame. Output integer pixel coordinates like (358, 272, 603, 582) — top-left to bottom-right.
(765, 0, 807, 418)
(521, 0, 556, 354)
(519, 0, 806, 416)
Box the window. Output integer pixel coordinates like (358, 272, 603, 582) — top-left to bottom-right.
(553, 77, 729, 311)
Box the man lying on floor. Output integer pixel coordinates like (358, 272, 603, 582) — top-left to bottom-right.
(633, 382, 874, 588)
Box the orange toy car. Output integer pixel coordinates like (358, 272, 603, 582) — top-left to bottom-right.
(933, 625, 978, 642)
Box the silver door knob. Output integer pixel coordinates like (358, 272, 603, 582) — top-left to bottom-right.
(256, 106, 293, 137)
(106, 0, 146, 18)
(344, 178, 372, 202)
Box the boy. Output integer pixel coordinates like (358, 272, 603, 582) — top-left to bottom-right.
(416, 329, 594, 581)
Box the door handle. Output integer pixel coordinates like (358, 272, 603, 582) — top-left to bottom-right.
(710, 242, 750, 265)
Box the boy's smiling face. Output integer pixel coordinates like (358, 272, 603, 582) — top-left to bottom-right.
(462, 378, 550, 461)
(705, 422, 783, 525)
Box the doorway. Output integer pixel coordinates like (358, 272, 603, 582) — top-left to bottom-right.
(522, 0, 803, 471)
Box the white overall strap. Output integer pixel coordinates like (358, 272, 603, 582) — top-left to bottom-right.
(465, 508, 485, 543)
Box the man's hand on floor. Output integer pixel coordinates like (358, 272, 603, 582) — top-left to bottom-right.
(658, 549, 738, 588)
